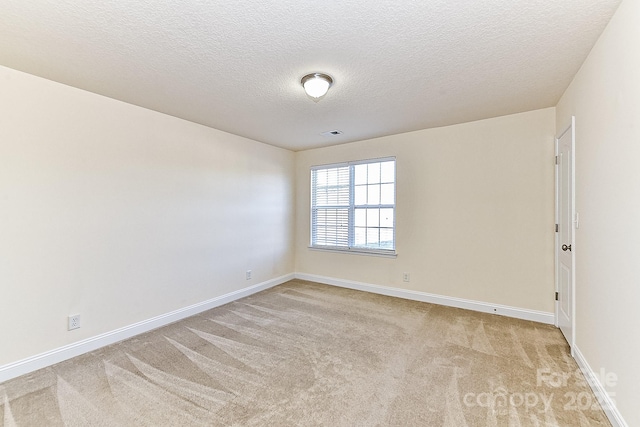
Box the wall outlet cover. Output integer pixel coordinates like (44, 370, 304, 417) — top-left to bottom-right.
(68, 314, 81, 330)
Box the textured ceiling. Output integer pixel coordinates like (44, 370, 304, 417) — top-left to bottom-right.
(0, 0, 621, 151)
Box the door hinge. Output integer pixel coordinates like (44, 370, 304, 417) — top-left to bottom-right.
(555, 224, 559, 232)
(555, 155, 558, 165)
(555, 292, 559, 301)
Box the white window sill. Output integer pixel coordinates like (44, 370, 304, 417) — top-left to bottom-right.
(308, 246, 397, 258)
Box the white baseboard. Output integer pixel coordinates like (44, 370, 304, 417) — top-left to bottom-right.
(295, 273, 555, 325)
(573, 346, 628, 427)
(0, 273, 294, 383)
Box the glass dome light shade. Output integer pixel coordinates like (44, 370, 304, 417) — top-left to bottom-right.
(301, 73, 333, 98)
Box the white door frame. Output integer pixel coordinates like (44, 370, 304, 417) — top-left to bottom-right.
(555, 116, 576, 352)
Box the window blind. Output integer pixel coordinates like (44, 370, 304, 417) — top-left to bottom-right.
(311, 165, 350, 247)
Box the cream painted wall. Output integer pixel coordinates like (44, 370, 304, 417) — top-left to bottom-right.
(556, 0, 639, 424)
(295, 108, 556, 313)
(0, 66, 295, 367)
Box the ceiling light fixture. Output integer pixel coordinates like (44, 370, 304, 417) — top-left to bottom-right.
(301, 73, 333, 100)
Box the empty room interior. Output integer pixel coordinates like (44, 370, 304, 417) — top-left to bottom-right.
(1, 1, 638, 426)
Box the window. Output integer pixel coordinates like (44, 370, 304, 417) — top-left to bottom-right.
(311, 157, 396, 255)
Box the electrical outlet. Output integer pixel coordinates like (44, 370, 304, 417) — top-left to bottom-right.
(246, 270, 252, 280)
(68, 314, 81, 330)
(403, 272, 410, 282)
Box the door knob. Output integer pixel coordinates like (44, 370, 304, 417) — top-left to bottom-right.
(562, 244, 572, 252)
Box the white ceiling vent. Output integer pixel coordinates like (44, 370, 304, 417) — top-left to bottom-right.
(321, 130, 343, 137)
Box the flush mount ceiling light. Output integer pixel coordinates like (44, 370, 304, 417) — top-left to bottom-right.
(301, 73, 333, 100)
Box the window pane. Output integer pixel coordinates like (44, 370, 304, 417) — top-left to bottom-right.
(316, 169, 327, 186)
(380, 208, 394, 227)
(336, 184, 350, 205)
(354, 185, 366, 205)
(314, 167, 349, 206)
(367, 228, 379, 245)
(367, 208, 379, 227)
(327, 189, 337, 205)
(354, 227, 366, 246)
(312, 208, 348, 247)
(367, 163, 380, 184)
(355, 208, 366, 227)
(380, 161, 395, 183)
(354, 164, 367, 185)
(327, 168, 338, 186)
(380, 228, 394, 249)
(380, 183, 394, 205)
(367, 184, 380, 205)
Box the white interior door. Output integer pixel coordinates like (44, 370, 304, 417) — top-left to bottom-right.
(556, 117, 575, 349)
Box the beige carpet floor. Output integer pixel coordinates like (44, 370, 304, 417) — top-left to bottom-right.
(1, 280, 611, 426)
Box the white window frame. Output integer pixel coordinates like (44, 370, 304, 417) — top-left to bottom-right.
(310, 157, 396, 257)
